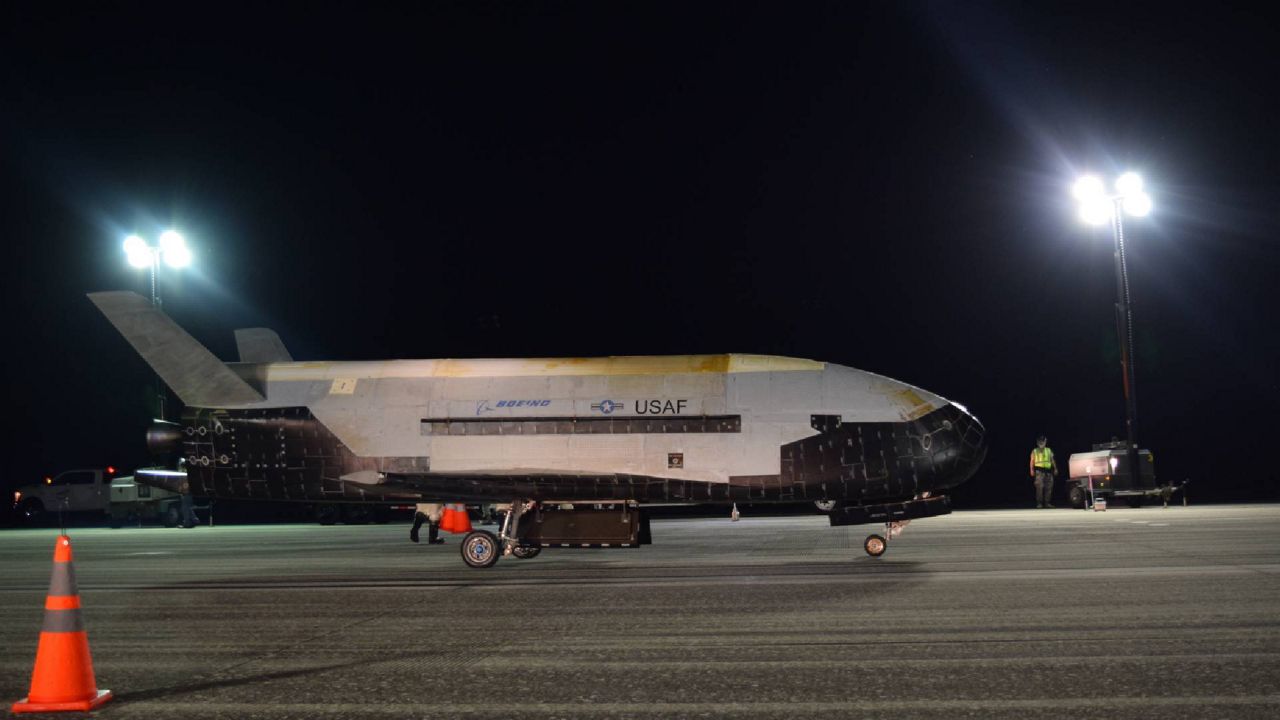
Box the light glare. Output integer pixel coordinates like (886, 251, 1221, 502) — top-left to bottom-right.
(1115, 172, 1143, 196)
(1078, 198, 1112, 226)
(1123, 191, 1152, 217)
(126, 248, 153, 268)
(163, 244, 192, 268)
(123, 235, 147, 255)
(1073, 175, 1105, 201)
(159, 230, 186, 253)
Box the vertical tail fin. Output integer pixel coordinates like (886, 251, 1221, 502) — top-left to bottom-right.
(234, 328, 293, 363)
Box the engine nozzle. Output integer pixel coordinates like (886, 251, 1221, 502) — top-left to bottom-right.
(146, 420, 184, 456)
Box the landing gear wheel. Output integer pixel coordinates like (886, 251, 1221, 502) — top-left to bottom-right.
(864, 534, 887, 557)
(1069, 486, 1088, 510)
(461, 530, 501, 569)
(512, 545, 542, 560)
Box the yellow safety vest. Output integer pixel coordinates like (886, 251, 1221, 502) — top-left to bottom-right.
(1032, 447, 1054, 469)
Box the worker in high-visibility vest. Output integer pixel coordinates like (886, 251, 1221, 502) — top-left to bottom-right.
(1029, 435, 1059, 508)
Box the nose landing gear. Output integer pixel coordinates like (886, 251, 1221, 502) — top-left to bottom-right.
(863, 534, 886, 557)
(862, 520, 910, 558)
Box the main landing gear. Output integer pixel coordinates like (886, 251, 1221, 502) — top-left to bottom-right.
(460, 499, 540, 569)
(862, 520, 910, 558)
(457, 500, 648, 568)
(460, 530, 501, 569)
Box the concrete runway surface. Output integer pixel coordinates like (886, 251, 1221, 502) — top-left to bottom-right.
(2, 505, 1279, 719)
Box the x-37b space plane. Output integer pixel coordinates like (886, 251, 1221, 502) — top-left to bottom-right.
(90, 291, 986, 568)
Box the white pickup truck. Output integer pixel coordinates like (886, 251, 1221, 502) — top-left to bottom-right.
(12, 467, 189, 527)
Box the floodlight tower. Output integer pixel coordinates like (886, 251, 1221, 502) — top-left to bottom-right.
(123, 230, 192, 419)
(1073, 173, 1153, 490)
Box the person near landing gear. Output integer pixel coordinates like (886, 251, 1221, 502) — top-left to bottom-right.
(178, 480, 201, 528)
(1030, 435, 1059, 508)
(410, 503, 445, 544)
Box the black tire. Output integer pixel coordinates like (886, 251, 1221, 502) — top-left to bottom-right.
(162, 503, 180, 528)
(814, 500, 838, 513)
(316, 504, 339, 525)
(864, 534, 887, 558)
(512, 545, 542, 560)
(1125, 496, 1143, 509)
(461, 530, 501, 569)
(17, 499, 45, 524)
(108, 507, 140, 529)
(341, 505, 372, 525)
(1069, 486, 1088, 510)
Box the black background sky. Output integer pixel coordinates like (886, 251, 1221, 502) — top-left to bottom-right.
(2, 2, 1277, 509)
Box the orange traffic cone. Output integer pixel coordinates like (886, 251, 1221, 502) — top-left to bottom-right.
(438, 505, 457, 533)
(11, 535, 112, 714)
(451, 504, 473, 534)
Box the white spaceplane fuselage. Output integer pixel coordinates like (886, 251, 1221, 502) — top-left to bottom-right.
(91, 290, 986, 562)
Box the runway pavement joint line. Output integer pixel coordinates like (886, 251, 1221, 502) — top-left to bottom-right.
(109, 695, 1280, 714)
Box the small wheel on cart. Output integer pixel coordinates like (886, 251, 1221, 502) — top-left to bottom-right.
(1068, 486, 1088, 510)
(461, 530, 501, 569)
(863, 534, 887, 557)
(512, 545, 542, 560)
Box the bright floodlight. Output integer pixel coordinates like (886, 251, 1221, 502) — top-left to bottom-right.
(1115, 172, 1143, 196)
(158, 230, 185, 253)
(1078, 198, 1112, 226)
(126, 250, 152, 268)
(124, 235, 152, 268)
(1073, 175, 1105, 201)
(1123, 191, 1152, 217)
(124, 235, 147, 254)
(163, 243, 192, 268)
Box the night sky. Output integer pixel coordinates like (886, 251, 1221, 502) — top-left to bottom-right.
(2, 2, 1277, 509)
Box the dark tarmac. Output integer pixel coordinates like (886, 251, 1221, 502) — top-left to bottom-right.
(2, 505, 1279, 718)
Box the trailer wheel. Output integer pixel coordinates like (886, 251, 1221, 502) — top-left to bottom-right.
(341, 505, 372, 525)
(1126, 496, 1143, 509)
(162, 503, 180, 528)
(864, 534, 887, 557)
(1069, 486, 1088, 510)
(512, 545, 541, 560)
(315, 504, 339, 525)
(461, 531, 501, 569)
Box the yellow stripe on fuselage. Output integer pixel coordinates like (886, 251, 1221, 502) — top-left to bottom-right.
(252, 354, 824, 382)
